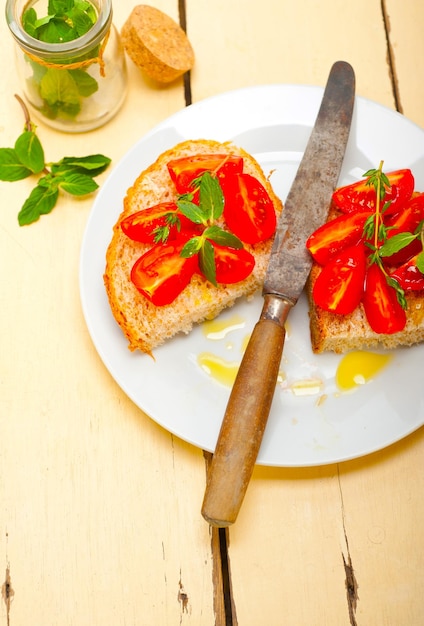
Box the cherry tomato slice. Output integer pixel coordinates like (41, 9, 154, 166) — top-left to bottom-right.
(208, 242, 255, 284)
(363, 263, 406, 334)
(131, 237, 198, 306)
(167, 154, 244, 194)
(312, 244, 367, 315)
(221, 173, 277, 244)
(121, 202, 195, 244)
(390, 254, 424, 291)
(383, 193, 424, 265)
(306, 210, 372, 266)
(333, 169, 414, 216)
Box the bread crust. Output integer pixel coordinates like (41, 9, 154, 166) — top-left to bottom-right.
(104, 139, 282, 355)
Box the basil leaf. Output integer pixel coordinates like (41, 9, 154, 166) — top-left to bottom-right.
(199, 239, 217, 286)
(15, 131, 45, 174)
(181, 236, 202, 258)
(416, 252, 424, 274)
(199, 172, 224, 221)
(18, 184, 59, 225)
(204, 225, 243, 248)
(379, 232, 417, 257)
(0, 148, 32, 181)
(177, 200, 207, 225)
(58, 172, 99, 195)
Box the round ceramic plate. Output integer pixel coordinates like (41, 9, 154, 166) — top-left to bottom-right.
(80, 84, 424, 466)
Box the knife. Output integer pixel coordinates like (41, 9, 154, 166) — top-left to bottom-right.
(201, 61, 355, 527)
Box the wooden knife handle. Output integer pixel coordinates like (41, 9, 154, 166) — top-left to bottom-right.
(201, 295, 291, 527)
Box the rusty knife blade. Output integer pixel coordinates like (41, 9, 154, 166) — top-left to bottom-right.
(264, 60, 355, 301)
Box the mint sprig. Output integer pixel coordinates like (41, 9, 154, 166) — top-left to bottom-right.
(0, 95, 111, 225)
(175, 171, 244, 285)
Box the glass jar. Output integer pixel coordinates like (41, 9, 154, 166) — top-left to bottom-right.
(5, 0, 127, 132)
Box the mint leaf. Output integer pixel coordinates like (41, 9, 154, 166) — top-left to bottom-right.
(40, 68, 80, 110)
(199, 172, 224, 221)
(181, 236, 203, 258)
(0, 148, 32, 181)
(417, 252, 424, 274)
(199, 239, 217, 286)
(70, 6, 95, 35)
(177, 200, 207, 225)
(58, 172, 99, 195)
(204, 225, 243, 248)
(70, 69, 98, 97)
(15, 131, 45, 174)
(379, 232, 417, 257)
(52, 154, 111, 177)
(22, 8, 37, 37)
(18, 184, 59, 225)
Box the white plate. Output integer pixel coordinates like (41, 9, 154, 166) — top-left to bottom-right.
(79, 84, 424, 467)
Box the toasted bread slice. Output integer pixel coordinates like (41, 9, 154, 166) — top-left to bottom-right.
(307, 202, 424, 354)
(104, 139, 282, 355)
(307, 263, 424, 353)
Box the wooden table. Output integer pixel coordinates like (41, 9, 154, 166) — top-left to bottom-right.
(1, 1, 423, 624)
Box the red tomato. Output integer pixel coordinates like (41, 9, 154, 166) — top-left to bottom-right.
(167, 154, 244, 194)
(312, 244, 367, 315)
(363, 263, 406, 334)
(208, 242, 255, 284)
(306, 210, 372, 265)
(333, 169, 414, 216)
(121, 203, 194, 244)
(131, 237, 198, 306)
(390, 254, 424, 291)
(383, 193, 424, 265)
(221, 173, 277, 244)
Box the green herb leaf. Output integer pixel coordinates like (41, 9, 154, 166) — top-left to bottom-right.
(52, 154, 111, 176)
(69, 69, 98, 97)
(379, 232, 417, 257)
(177, 200, 207, 225)
(181, 236, 203, 258)
(14, 131, 45, 174)
(199, 172, 224, 221)
(416, 252, 424, 274)
(58, 172, 99, 195)
(199, 239, 217, 286)
(204, 225, 243, 248)
(18, 184, 59, 225)
(386, 276, 407, 310)
(22, 8, 37, 37)
(0, 148, 32, 181)
(40, 68, 81, 111)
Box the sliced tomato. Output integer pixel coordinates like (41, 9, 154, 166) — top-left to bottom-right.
(383, 193, 424, 265)
(167, 154, 244, 194)
(131, 237, 198, 306)
(362, 263, 406, 334)
(312, 244, 367, 315)
(221, 173, 277, 244)
(390, 254, 424, 291)
(121, 202, 195, 244)
(207, 242, 255, 284)
(333, 169, 414, 216)
(306, 210, 372, 266)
